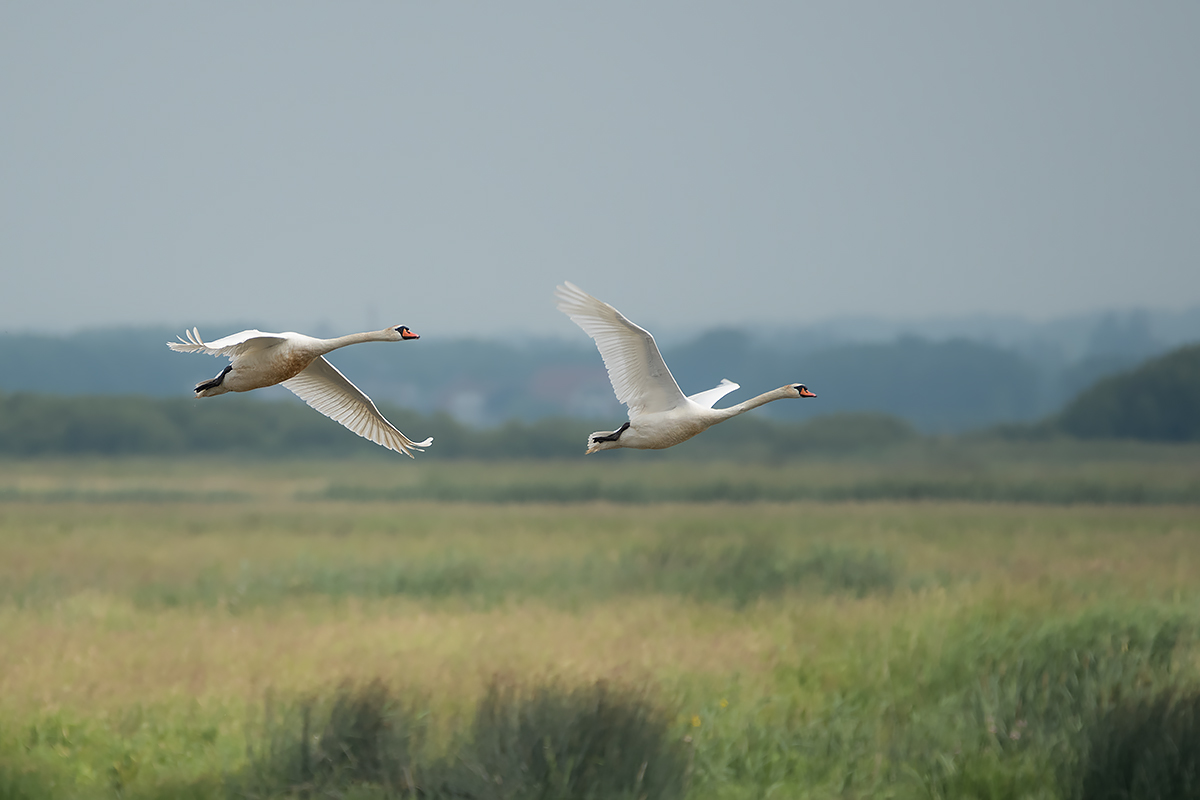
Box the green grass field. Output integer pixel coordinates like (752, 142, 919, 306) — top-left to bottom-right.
(2, 449, 1199, 799)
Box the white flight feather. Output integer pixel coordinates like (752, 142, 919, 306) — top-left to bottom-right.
(283, 358, 433, 457)
(553, 281, 687, 417)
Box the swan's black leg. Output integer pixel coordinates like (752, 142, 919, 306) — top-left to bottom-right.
(591, 421, 630, 444)
(194, 365, 232, 393)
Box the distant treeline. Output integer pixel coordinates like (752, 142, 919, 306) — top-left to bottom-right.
(1053, 343, 1200, 441)
(0, 323, 1180, 432)
(1, 342, 1196, 457)
(0, 391, 919, 459)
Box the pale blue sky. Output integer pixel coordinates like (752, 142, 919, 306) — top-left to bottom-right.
(2, 3, 1198, 339)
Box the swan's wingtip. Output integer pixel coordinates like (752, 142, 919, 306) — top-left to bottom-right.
(166, 327, 205, 351)
(393, 435, 433, 457)
(554, 281, 586, 301)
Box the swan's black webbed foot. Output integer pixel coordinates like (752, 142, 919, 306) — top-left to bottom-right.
(591, 421, 630, 444)
(195, 365, 232, 393)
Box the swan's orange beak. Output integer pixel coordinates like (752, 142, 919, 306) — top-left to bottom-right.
(799, 387, 816, 397)
(400, 328, 420, 340)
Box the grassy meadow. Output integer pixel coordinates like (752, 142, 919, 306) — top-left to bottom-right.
(2, 446, 1200, 798)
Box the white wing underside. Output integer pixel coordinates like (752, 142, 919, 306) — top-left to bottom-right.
(166, 327, 288, 359)
(282, 356, 433, 458)
(687, 378, 741, 409)
(554, 282, 688, 417)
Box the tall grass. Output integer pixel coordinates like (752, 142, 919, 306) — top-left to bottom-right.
(82, 604, 1196, 799)
(314, 463, 1200, 505)
(1073, 689, 1200, 799)
(3, 456, 1200, 798)
(4, 441, 1200, 505)
(94, 541, 897, 613)
(238, 679, 427, 797)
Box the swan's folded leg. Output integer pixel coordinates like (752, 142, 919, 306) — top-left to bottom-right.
(584, 422, 630, 454)
(194, 365, 232, 396)
(590, 421, 630, 444)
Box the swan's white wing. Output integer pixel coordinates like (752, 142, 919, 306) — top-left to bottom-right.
(166, 328, 288, 359)
(282, 356, 432, 457)
(554, 282, 687, 416)
(687, 378, 741, 409)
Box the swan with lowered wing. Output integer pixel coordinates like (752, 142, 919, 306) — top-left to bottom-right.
(167, 325, 432, 457)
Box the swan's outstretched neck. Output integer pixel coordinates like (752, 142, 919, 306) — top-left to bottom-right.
(711, 386, 795, 421)
(317, 329, 395, 353)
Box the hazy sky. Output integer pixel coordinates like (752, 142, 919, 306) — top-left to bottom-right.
(3, 3, 1198, 340)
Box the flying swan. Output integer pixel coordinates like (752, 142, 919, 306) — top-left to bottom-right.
(554, 282, 816, 453)
(167, 326, 433, 457)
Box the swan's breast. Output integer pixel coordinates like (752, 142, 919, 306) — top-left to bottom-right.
(226, 345, 316, 391)
(627, 409, 714, 449)
(271, 349, 317, 382)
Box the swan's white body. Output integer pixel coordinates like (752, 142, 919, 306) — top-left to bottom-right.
(167, 326, 433, 457)
(554, 282, 815, 453)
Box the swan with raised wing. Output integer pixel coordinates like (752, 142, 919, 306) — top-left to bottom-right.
(167, 326, 433, 457)
(554, 282, 816, 453)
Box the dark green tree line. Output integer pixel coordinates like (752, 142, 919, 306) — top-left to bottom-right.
(0, 390, 915, 459)
(1056, 344, 1200, 441)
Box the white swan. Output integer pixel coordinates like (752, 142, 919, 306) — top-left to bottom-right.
(554, 282, 816, 453)
(167, 326, 433, 457)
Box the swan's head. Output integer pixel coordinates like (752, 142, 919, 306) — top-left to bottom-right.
(391, 326, 420, 340)
(789, 384, 817, 398)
